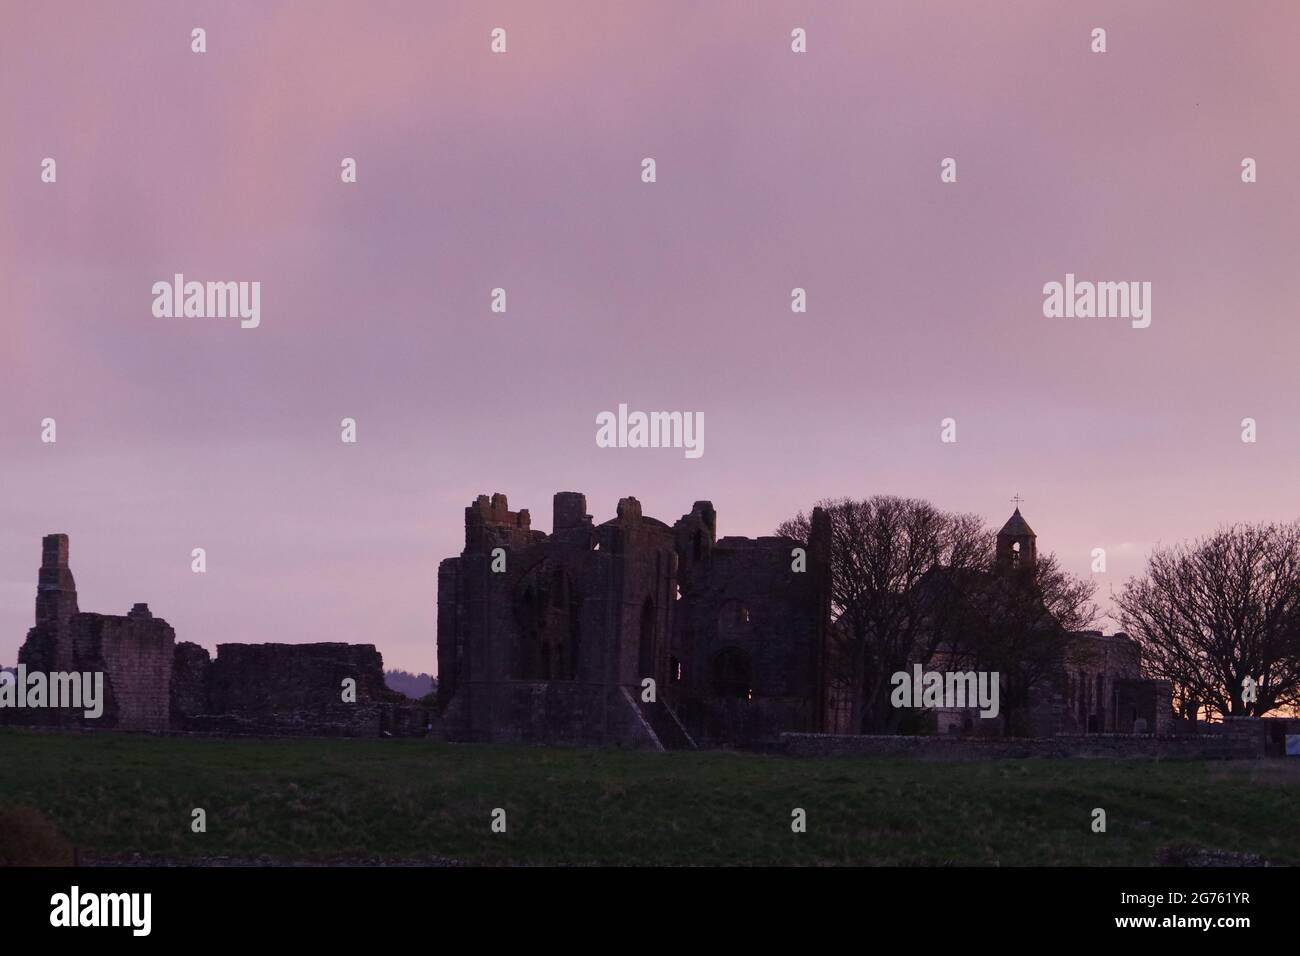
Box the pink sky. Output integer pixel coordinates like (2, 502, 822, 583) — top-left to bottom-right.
(2, 1, 1298, 673)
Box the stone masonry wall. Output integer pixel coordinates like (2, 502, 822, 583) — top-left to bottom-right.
(777, 732, 1262, 760)
(170, 641, 211, 727)
(169, 641, 432, 737)
(70, 606, 175, 732)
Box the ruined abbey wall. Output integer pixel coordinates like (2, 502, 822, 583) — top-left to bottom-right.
(438, 493, 677, 746)
(70, 607, 174, 732)
(670, 503, 831, 745)
(12, 534, 428, 737)
(172, 642, 427, 737)
(12, 536, 174, 732)
(436, 491, 831, 748)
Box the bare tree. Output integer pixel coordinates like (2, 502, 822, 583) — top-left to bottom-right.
(778, 496, 990, 733)
(1117, 523, 1300, 718)
(938, 553, 1098, 734)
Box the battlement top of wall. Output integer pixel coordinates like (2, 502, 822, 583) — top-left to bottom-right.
(467, 493, 531, 529)
(128, 603, 153, 620)
(41, 533, 70, 568)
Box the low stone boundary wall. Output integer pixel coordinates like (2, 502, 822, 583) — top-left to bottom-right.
(777, 732, 1263, 760)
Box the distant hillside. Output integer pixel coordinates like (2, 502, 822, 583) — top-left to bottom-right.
(384, 669, 436, 700)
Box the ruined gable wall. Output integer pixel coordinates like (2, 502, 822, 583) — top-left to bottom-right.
(674, 536, 822, 743)
(455, 531, 617, 744)
(439, 492, 681, 747)
(677, 538, 819, 695)
(70, 609, 175, 732)
(603, 498, 677, 689)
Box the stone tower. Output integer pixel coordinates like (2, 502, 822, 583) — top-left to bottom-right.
(35, 534, 78, 629)
(996, 508, 1037, 571)
(28, 533, 79, 671)
(15, 533, 177, 731)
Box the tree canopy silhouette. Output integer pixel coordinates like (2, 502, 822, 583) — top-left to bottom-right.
(1118, 522, 1300, 719)
(778, 496, 989, 733)
(780, 496, 1098, 734)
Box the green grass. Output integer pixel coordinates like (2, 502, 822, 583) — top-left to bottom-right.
(0, 728, 1296, 865)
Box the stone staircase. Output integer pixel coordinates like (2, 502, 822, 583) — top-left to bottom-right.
(637, 695, 697, 750)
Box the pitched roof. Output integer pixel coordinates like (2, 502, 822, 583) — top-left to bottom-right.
(998, 508, 1035, 538)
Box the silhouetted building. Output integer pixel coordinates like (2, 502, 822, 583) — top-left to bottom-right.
(436, 492, 832, 748)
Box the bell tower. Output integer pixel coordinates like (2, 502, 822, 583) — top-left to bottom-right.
(996, 503, 1037, 571)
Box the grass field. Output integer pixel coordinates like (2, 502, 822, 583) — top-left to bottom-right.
(1, 729, 1296, 865)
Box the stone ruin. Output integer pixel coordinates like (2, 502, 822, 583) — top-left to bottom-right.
(437, 492, 833, 748)
(0, 513, 1219, 754)
(910, 511, 1174, 739)
(13, 535, 174, 731)
(172, 641, 430, 737)
(437, 494, 1181, 750)
(6, 534, 430, 736)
